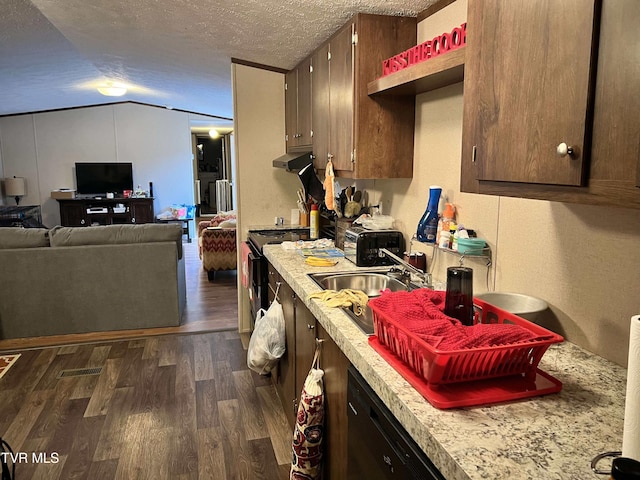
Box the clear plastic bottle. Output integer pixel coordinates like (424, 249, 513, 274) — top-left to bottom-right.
(416, 185, 441, 243)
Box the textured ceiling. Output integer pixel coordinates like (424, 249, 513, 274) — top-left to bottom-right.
(0, 0, 437, 121)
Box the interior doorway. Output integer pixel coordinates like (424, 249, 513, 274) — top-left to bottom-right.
(194, 133, 234, 215)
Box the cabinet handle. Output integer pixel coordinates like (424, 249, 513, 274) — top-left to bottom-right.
(556, 143, 575, 158)
(307, 324, 315, 330)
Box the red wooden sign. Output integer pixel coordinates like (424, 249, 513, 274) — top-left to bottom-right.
(382, 23, 467, 76)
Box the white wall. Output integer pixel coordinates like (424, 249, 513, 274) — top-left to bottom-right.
(0, 103, 195, 231)
(233, 63, 297, 331)
(114, 103, 194, 212)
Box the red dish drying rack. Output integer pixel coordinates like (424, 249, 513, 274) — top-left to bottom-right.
(368, 296, 564, 409)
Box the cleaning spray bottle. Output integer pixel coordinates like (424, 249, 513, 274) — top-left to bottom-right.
(416, 185, 441, 243)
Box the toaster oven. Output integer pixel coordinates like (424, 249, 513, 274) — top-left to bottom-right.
(344, 227, 405, 267)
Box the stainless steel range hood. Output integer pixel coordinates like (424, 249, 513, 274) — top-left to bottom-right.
(272, 152, 313, 171)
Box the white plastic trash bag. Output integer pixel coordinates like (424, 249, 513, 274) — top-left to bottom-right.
(247, 300, 286, 375)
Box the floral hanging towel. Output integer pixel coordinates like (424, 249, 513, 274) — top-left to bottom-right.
(290, 347, 325, 480)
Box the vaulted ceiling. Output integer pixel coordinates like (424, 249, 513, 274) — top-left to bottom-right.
(0, 0, 437, 122)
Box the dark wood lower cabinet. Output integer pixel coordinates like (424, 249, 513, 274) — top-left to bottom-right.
(317, 322, 349, 480)
(267, 263, 350, 479)
(272, 274, 298, 427)
(295, 300, 319, 410)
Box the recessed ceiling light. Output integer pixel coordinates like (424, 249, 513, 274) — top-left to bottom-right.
(97, 82, 127, 97)
(209, 129, 220, 139)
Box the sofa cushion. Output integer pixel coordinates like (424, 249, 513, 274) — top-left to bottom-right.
(0, 227, 50, 249)
(49, 224, 183, 258)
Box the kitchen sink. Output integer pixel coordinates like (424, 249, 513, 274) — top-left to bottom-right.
(312, 272, 409, 296)
(308, 270, 411, 335)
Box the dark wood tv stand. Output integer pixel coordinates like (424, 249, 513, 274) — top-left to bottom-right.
(57, 197, 155, 227)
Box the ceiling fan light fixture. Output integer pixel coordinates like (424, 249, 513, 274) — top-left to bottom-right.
(97, 82, 127, 97)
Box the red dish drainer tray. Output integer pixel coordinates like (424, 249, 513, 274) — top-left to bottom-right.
(368, 296, 564, 409)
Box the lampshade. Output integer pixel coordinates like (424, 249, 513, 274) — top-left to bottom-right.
(5, 176, 26, 197)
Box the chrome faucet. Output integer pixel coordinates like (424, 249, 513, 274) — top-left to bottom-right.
(378, 248, 432, 288)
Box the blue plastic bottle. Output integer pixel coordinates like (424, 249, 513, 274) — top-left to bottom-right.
(416, 185, 442, 243)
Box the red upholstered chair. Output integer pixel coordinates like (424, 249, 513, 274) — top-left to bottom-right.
(197, 213, 237, 280)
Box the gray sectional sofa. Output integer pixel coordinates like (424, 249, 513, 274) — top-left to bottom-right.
(0, 223, 186, 339)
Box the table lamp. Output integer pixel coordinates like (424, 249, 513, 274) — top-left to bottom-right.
(5, 176, 26, 205)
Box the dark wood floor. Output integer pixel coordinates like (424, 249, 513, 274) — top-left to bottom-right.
(0, 241, 238, 351)
(0, 236, 293, 478)
(0, 331, 291, 479)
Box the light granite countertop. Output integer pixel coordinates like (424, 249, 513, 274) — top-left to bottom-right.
(263, 244, 627, 480)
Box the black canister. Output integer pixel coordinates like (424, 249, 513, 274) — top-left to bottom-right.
(611, 457, 640, 480)
(444, 266, 474, 326)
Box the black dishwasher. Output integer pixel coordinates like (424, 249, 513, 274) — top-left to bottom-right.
(347, 367, 445, 480)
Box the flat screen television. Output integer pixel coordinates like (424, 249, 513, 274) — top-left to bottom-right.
(75, 162, 134, 197)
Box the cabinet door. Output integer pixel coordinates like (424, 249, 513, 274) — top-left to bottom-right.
(59, 202, 87, 226)
(329, 23, 355, 172)
(317, 323, 349, 480)
(297, 57, 313, 148)
(130, 199, 153, 223)
(267, 262, 280, 306)
(312, 45, 330, 170)
(285, 69, 298, 152)
(277, 280, 298, 427)
(590, 0, 640, 192)
(463, 0, 598, 186)
(294, 300, 317, 408)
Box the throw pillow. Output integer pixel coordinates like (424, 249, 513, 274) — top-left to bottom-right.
(218, 219, 237, 229)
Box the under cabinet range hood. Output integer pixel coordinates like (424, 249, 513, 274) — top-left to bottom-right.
(272, 152, 313, 171)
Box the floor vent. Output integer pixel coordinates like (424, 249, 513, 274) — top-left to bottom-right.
(58, 367, 103, 378)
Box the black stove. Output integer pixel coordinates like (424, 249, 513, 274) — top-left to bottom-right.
(245, 228, 310, 325)
(247, 228, 310, 252)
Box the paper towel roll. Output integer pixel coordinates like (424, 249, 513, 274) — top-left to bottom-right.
(622, 314, 640, 461)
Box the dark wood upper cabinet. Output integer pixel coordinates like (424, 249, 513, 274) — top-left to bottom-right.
(297, 13, 417, 178)
(461, 0, 640, 208)
(328, 23, 355, 172)
(285, 69, 298, 151)
(297, 57, 312, 148)
(312, 44, 330, 170)
(590, 0, 640, 195)
(285, 57, 312, 153)
(462, 0, 598, 186)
